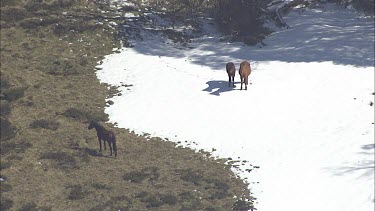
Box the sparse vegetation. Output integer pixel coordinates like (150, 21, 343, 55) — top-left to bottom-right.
(63, 108, 108, 122)
(40, 151, 78, 170)
(0, 198, 13, 211)
(0, 118, 16, 141)
(1, 87, 27, 102)
(67, 184, 87, 200)
(30, 119, 60, 130)
(0, 0, 253, 210)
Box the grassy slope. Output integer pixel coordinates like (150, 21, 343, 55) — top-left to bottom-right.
(0, 0, 253, 210)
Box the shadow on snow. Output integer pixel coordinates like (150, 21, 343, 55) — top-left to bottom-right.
(332, 144, 375, 178)
(202, 81, 242, 96)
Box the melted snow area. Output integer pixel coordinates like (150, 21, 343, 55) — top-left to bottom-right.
(97, 4, 374, 211)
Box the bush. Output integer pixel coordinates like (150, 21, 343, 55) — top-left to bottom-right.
(160, 194, 178, 205)
(0, 77, 10, 89)
(46, 59, 78, 76)
(1, 139, 32, 155)
(0, 198, 13, 211)
(67, 184, 87, 200)
(233, 199, 254, 211)
(178, 169, 204, 185)
(2, 87, 26, 102)
(91, 183, 111, 190)
(0, 161, 12, 170)
(123, 171, 149, 183)
(0, 118, 16, 141)
(123, 167, 160, 183)
(19, 17, 59, 29)
(63, 108, 108, 122)
(0, 7, 29, 22)
(18, 202, 38, 211)
(0, 101, 11, 116)
(30, 119, 60, 130)
(1, 183, 13, 192)
(40, 151, 78, 170)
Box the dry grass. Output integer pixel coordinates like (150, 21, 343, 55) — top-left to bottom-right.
(0, 0, 254, 210)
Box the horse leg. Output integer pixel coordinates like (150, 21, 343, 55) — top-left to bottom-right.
(240, 77, 243, 90)
(98, 138, 102, 152)
(108, 142, 113, 156)
(228, 75, 231, 87)
(245, 76, 248, 90)
(103, 140, 107, 150)
(232, 76, 235, 87)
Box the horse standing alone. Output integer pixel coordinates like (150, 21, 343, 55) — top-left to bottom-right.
(239, 61, 252, 90)
(88, 121, 117, 158)
(226, 62, 236, 87)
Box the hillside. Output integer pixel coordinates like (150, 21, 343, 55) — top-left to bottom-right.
(0, 1, 254, 210)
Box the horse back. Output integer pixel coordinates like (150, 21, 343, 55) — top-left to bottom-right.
(239, 61, 251, 76)
(226, 62, 235, 76)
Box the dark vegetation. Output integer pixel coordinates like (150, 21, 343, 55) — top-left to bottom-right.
(146, 0, 374, 45)
(1, 0, 253, 210)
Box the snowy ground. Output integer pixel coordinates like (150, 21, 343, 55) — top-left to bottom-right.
(96, 4, 374, 211)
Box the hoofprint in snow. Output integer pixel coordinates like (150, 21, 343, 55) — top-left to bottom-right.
(96, 4, 374, 211)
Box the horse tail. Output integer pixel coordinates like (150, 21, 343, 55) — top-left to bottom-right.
(113, 135, 117, 158)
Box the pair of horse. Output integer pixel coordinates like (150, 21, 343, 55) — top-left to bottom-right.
(88, 120, 117, 158)
(226, 61, 252, 90)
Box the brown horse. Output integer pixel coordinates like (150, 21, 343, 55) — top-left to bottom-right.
(88, 121, 117, 158)
(226, 62, 236, 87)
(239, 61, 251, 90)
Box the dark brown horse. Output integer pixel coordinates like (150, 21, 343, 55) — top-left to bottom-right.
(226, 62, 236, 87)
(239, 61, 252, 90)
(88, 121, 117, 158)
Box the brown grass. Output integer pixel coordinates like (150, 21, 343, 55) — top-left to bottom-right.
(0, 0, 254, 210)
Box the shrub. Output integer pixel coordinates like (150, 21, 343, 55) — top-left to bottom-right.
(30, 119, 60, 130)
(0, 118, 16, 141)
(178, 169, 204, 185)
(0, 161, 11, 170)
(1, 183, 13, 192)
(1, 139, 32, 155)
(232, 199, 254, 211)
(123, 171, 149, 183)
(2, 87, 26, 102)
(67, 184, 87, 200)
(143, 195, 163, 208)
(47, 59, 78, 76)
(0, 7, 29, 22)
(0, 198, 13, 211)
(91, 183, 111, 190)
(123, 167, 160, 183)
(63, 108, 108, 122)
(0, 101, 11, 116)
(18, 202, 38, 211)
(40, 151, 78, 170)
(19, 17, 59, 29)
(0, 78, 10, 89)
(160, 194, 178, 205)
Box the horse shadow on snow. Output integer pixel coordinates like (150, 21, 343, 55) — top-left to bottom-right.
(203, 81, 241, 96)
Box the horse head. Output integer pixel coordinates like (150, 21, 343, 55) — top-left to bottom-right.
(88, 120, 98, 130)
